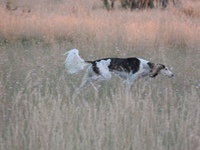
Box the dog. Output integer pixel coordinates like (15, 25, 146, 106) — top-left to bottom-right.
(64, 49, 174, 91)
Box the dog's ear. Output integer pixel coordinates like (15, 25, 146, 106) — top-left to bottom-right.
(149, 63, 165, 78)
(147, 62, 155, 69)
(148, 62, 156, 78)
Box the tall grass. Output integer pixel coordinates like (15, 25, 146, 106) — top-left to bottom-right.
(0, 0, 200, 150)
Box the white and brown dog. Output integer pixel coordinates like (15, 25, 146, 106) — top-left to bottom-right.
(64, 49, 174, 91)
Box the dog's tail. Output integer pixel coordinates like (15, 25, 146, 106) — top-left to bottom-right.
(64, 49, 91, 74)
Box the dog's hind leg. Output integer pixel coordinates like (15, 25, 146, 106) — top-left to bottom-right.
(72, 73, 91, 102)
(72, 67, 99, 101)
(72, 77, 89, 96)
(89, 81, 100, 99)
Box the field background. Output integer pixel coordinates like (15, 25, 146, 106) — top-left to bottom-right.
(0, 0, 200, 150)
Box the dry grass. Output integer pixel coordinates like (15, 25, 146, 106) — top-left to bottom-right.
(0, 0, 200, 150)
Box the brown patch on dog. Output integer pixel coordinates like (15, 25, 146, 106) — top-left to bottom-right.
(148, 63, 165, 78)
(147, 62, 155, 70)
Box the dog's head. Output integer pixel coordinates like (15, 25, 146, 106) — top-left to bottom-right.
(148, 62, 174, 78)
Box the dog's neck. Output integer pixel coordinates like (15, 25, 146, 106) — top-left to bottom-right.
(147, 62, 158, 78)
(147, 62, 156, 70)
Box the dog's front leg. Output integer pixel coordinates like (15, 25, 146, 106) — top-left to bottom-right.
(140, 76, 151, 97)
(123, 73, 140, 91)
(123, 80, 133, 91)
(143, 76, 151, 86)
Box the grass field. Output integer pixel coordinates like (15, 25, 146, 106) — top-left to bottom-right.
(0, 0, 200, 150)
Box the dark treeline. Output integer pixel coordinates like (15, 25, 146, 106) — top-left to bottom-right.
(102, 0, 176, 11)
